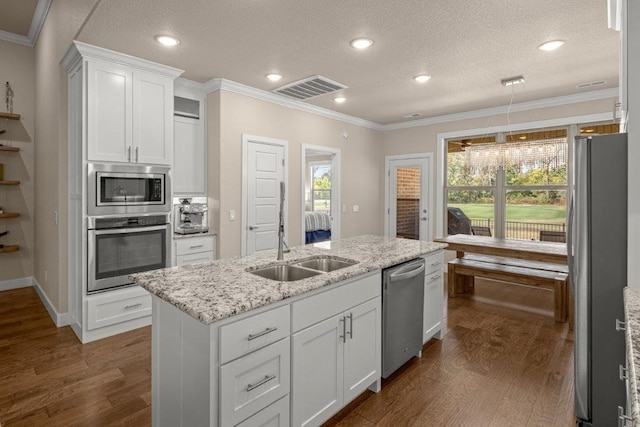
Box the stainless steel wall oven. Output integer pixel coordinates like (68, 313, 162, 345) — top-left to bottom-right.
(88, 163, 170, 215)
(87, 214, 171, 294)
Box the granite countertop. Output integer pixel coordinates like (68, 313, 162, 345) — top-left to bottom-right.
(173, 230, 217, 239)
(624, 287, 640, 423)
(131, 235, 447, 325)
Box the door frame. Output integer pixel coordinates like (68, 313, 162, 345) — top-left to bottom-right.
(384, 153, 433, 241)
(241, 134, 289, 256)
(300, 144, 341, 245)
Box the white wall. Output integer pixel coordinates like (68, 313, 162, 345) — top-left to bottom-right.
(0, 40, 35, 282)
(381, 97, 618, 240)
(34, 0, 99, 312)
(209, 90, 383, 259)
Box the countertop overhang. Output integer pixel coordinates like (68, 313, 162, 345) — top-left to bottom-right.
(131, 235, 447, 325)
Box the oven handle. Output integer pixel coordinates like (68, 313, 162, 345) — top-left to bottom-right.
(91, 225, 169, 235)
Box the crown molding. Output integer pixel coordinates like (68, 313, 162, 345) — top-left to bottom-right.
(174, 77, 209, 94)
(202, 77, 384, 130)
(380, 87, 619, 131)
(61, 41, 184, 78)
(0, 0, 51, 47)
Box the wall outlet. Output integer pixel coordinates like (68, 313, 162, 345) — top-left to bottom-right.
(229, 210, 236, 221)
(352, 205, 359, 212)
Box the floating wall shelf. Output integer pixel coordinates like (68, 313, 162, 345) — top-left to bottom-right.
(0, 245, 20, 253)
(0, 146, 20, 152)
(0, 112, 21, 121)
(0, 213, 20, 218)
(0, 180, 20, 185)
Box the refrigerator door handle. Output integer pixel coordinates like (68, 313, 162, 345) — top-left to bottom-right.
(567, 194, 575, 287)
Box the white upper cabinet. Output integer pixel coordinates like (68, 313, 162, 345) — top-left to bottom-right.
(86, 60, 133, 163)
(63, 41, 183, 166)
(133, 72, 173, 165)
(173, 82, 206, 195)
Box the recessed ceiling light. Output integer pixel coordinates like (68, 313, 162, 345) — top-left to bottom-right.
(414, 74, 432, 83)
(155, 35, 180, 47)
(538, 40, 565, 51)
(334, 97, 346, 104)
(350, 38, 374, 49)
(265, 73, 283, 82)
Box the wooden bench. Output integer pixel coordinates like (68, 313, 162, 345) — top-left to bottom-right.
(448, 255, 569, 323)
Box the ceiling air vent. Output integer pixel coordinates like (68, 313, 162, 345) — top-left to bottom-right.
(576, 80, 607, 89)
(274, 75, 348, 100)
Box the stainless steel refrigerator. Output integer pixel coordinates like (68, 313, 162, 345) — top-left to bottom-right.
(569, 133, 628, 426)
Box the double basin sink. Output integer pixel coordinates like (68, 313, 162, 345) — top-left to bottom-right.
(247, 256, 358, 282)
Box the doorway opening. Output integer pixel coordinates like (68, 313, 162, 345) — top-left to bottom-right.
(301, 145, 341, 245)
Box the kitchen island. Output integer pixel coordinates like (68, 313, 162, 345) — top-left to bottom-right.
(131, 235, 446, 427)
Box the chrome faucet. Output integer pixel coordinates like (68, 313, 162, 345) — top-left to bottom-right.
(277, 181, 289, 260)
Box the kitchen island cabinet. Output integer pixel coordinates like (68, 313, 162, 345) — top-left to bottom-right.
(131, 235, 447, 426)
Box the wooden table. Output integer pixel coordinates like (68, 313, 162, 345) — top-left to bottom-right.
(434, 234, 567, 264)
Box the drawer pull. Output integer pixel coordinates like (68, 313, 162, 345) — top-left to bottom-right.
(616, 319, 626, 332)
(618, 406, 633, 427)
(247, 327, 278, 341)
(429, 274, 442, 282)
(619, 364, 629, 381)
(246, 374, 276, 392)
(431, 262, 441, 266)
(347, 313, 353, 339)
(189, 244, 205, 249)
(124, 303, 143, 310)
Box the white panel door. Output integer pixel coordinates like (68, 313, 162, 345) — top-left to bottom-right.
(86, 59, 132, 162)
(343, 297, 380, 404)
(292, 315, 343, 427)
(133, 71, 173, 165)
(247, 142, 285, 255)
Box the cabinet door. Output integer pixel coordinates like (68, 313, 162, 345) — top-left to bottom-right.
(133, 72, 173, 165)
(343, 297, 380, 404)
(423, 271, 444, 343)
(174, 117, 205, 194)
(87, 59, 132, 162)
(292, 315, 343, 427)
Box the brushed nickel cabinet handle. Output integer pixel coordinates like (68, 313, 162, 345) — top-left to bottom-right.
(124, 303, 142, 310)
(347, 313, 353, 339)
(247, 327, 277, 341)
(430, 274, 442, 282)
(127, 146, 131, 162)
(339, 317, 345, 343)
(249, 225, 259, 230)
(189, 244, 204, 249)
(246, 375, 276, 392)
(135, 147, 139, 163)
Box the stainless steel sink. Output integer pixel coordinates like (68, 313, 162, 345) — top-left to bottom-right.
(292, 257, 358, 272)
(248, 264, 321, 281)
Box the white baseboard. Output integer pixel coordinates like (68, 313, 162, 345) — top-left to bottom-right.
(31, 278, 71, 327)
(0, 276, 33, 291)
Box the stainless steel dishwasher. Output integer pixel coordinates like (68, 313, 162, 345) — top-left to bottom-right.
(382, 258, 425, 378)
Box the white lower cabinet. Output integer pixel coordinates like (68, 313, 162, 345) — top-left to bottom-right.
(151, 271, 383, 427)
(174, 234, 216, 266)
(220, 338, 290, 426)
(422, 251, 444, 344)
(292, 295, 381, 427)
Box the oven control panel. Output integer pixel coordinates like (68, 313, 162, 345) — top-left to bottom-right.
(91, 214, 170, 230)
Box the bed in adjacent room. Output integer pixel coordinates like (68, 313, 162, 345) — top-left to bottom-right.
(305, 211, 331, 244)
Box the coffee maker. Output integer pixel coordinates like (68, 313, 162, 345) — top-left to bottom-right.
(174, 198, 209, 235)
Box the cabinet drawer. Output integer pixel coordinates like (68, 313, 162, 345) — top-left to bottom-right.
(175, 235, 214, 256)
(86, 288, 151, 330)
(424, 269, 443, 287)
(176, 251, 213, 266)
(236, 395, 289, 427)
(423, 251, 444, 276)
(292, 272, 379, 332)
(220, 305, 290, 364)
(220, 338, 290, 427)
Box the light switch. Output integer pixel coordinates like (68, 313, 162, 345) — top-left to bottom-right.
(342, 204, 347, 213)
(352, 205, 359, 212)
(229, 210, 236, 221)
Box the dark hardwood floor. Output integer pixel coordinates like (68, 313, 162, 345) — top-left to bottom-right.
(0, 278, 574, 426)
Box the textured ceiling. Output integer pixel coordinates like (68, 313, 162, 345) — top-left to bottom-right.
(74, 0, 620, 125)
(0, 0, 37, 36)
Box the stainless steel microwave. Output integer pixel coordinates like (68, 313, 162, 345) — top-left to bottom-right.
(87, 163, 171, 215)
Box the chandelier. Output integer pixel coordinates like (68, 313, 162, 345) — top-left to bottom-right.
(464, 138, 568, 170)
